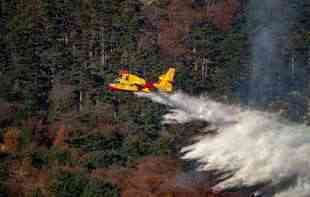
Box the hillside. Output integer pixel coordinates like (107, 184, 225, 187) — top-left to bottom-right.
(0, 0, 309, 196)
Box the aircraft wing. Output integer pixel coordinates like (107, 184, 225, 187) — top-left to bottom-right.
(127, 74, 146, 85)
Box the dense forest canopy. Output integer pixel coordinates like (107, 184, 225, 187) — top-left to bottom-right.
(0, 0, 309, 196)
(0, 0, 309, 111)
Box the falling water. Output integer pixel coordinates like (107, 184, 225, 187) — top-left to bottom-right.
(136, 91, 310, 197)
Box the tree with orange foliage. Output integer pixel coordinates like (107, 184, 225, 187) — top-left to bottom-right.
(1, 127, 20, 153)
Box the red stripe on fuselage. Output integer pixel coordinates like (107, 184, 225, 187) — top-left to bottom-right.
(143, 82, 155, 89)
(107, 84, 135, 92)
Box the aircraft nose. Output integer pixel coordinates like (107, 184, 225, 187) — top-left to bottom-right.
(107, 84, 116, 92)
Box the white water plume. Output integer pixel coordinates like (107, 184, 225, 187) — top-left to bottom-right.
(136, 91, 310, 197)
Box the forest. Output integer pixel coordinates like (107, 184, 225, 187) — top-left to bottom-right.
(0, 0, 309, 196)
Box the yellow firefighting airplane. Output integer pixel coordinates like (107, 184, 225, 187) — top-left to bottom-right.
(108, 67, 176, 93)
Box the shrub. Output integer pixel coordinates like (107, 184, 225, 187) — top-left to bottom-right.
(53, 171, 120, 197)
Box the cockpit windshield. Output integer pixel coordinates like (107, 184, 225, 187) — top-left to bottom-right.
(113, 78, 121, 83)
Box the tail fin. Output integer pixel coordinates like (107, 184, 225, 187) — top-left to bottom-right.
(154, 68, 176, 92)
(159, 68, 175, 82)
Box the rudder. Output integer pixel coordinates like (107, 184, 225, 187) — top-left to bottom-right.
(159, 68, 175, 82)
(154, 67, 176, 92)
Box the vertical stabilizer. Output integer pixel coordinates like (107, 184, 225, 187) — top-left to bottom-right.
(154, 68, 176, 92)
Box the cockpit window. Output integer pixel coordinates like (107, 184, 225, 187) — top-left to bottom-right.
(113, 78, 120, 83)
(120, 75, 129, 80)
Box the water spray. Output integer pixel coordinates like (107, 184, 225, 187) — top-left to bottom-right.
(136, 91, 310, 197)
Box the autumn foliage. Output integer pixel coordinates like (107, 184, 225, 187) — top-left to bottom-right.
(207, 0, 240, 31)
(91, 156, 243, 197)
(142, 0, 240, 58)
(1, 127, 21, 153)
(6, 158, 51, 197)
